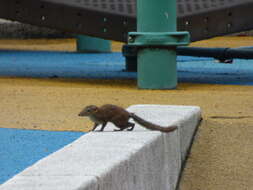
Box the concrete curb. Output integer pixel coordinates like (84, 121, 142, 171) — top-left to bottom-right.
(0, 19, 70, 38)
(0, 105, 201, 190)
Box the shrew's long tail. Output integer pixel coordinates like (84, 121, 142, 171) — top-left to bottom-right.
(129, 113, 177, 133)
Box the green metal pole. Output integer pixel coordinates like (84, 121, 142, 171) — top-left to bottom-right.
(76, 35, 111, 53)
(137, 0, 176, 32)
(128, 0, 189, 89)
(138, 48, 177, 88)
(138, 0, 176, 89)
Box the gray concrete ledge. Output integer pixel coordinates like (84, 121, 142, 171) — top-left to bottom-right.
(0, 19, 70, 38)
(0, 105, 201, 190)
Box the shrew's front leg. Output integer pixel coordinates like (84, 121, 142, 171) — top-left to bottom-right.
(99, 122, 107, 131)
(91, 123, 99, 131)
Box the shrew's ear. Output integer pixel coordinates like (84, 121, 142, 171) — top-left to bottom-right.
(93, 107, 98, 113)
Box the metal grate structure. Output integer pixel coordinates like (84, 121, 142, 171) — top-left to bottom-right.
(0, 0, 252, 42)
(72, 0, 136, 16)
(177, 0, 250, 16)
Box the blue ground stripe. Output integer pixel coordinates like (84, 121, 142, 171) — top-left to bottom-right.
(0, 128, 84, 184)
(0, 50, 252, 85)
(178, 58, 253, 85)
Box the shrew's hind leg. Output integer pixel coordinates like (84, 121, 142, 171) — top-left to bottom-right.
(127, 122, 135, 131)
(113, 125, 129, 131)
(111, 115, 130, 131)
(114, 122, 135, 132)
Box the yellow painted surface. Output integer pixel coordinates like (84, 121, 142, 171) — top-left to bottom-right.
(0, 38, 122, 52)
(0, 77, 252, 131)
(0, 37, 252, 189)
(190, 36, 253, 48)
(1, 36, 253, 52)
(0, 39, 76, 52)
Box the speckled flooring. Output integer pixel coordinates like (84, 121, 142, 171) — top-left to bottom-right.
(0, 37, 252, 189)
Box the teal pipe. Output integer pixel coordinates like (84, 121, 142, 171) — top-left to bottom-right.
(77, 35, 111, 53)
(137, 0, 176, 32)
(129, 0, 189, 89)
(138, 0, 177, 89)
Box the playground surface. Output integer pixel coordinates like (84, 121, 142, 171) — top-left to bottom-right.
(0, 37, 253, 189)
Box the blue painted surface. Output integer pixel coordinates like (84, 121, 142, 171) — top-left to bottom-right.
(0, 50, 253, 85)
(177, 57, 253, 85)
(0, 128, 84, 184)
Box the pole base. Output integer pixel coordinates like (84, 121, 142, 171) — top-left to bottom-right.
(126, 31, 190, 89)
(137, 48, 177, 89)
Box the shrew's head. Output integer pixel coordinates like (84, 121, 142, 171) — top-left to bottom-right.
(78, 105, 98, 117)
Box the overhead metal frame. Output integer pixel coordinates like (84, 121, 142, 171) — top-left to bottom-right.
(178, 0, 253, 42)
(0, 0, 252, 42)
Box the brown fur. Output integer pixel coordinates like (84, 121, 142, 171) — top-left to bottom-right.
(79, 104, 177, 132)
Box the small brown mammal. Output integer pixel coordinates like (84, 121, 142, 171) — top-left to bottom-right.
(78, 104, 177, 133)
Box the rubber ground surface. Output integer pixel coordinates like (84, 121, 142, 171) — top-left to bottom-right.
(0, 128, 83, 184)
(0, 37, 252, 189)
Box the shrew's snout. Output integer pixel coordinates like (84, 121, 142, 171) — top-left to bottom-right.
(78, 112, 85, 116)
